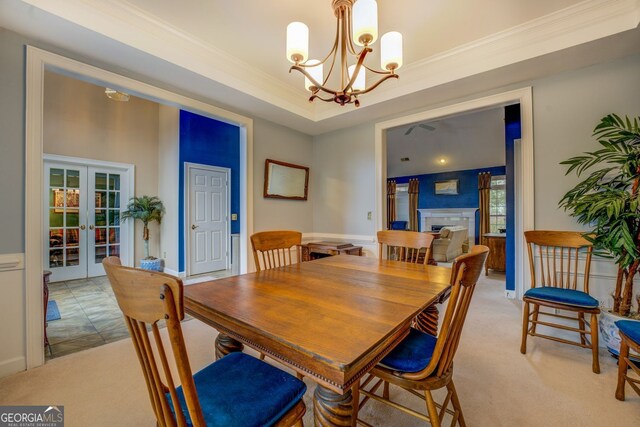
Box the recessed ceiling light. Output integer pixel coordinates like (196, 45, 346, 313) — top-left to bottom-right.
(105, 88, 130, 102)
(438, 158, 447, 164)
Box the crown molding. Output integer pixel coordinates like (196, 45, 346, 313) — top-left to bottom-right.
(19, 0, 640, 122)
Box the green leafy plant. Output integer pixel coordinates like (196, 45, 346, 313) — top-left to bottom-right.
(560, 114, 640, 318)
(120, 196, 165, 260)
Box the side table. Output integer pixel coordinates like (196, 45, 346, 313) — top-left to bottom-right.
(301, 241, 363, 262)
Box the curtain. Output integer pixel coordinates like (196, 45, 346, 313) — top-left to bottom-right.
(478, 172, 492, 245)
(408, 178, 419, 231)
(386, 180, 396, 229)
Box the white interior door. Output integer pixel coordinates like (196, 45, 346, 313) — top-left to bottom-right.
(87, 167, 129, 277)
(44, 163, 88, 282)
(189, 165, 229, 275)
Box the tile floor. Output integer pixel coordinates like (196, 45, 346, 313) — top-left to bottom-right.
(46, 269, 233, 360)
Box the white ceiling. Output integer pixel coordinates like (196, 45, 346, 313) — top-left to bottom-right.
(387, 108, 505, 177)
(1, 0, 639, 135)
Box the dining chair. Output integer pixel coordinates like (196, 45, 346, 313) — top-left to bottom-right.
(520, 230, 600, 373)
(358, 245, 489, 427)
(102, 257, 306, 427)
(615, 320, 640, 400)
(377, 230, 435, 265)
(251, 230, 302, 271)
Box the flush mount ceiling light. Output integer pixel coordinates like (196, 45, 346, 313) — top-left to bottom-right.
(438, 158, 447, 164)
(286, 0, 403, 107)
(104, 88, 130, 102)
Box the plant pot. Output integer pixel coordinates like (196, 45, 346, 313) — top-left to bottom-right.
(599, 310, 640, 361)
(140, 258, 162, 272)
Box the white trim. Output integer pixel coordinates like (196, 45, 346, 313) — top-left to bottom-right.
(25, 46, 254, 370)
(0, 253, 25, 272)
(0, 357, 26, 378)
(375, 87, 534, 301)
(163, 267, 181, 277)
(17, 0, 640, 121)
(184, 163, 232, 276)
(43, 154, 135, 269)
(504, 290, 516, 299)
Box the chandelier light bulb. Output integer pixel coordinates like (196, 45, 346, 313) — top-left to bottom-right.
(352, 0, 378, 46)
(381, 31, 403, 70)
(305, 60, 323, 91)
(348, 65, 366, 91)
(286, 22, 309, 63)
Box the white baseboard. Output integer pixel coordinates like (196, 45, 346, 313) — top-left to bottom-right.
(163, 268, 181, 277)
(0, 356, 26, 379)
(504, 290, 516, 299)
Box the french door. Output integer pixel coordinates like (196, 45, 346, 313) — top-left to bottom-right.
(44, 161, 129, 282)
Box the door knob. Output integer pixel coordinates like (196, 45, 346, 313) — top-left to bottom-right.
(191, 224, 198, 230)
(80, 225, 86, 230)
(89, 225, 95, 230)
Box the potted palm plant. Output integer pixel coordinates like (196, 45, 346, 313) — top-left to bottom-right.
(560, 114, 640, 357)
(121, 195, 165, 271)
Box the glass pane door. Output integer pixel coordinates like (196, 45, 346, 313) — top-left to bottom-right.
(88, 167, 128, 277)
(44, 163, 87, 282)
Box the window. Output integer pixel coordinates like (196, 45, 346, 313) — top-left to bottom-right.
(489, 175, 506, 233)
(395, 184, 410, 222)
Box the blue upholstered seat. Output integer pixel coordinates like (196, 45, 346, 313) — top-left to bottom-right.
(616, 320, 640, 345)
(168, 352, 306, 427)
(379, 328, 438, 373)
(524, 286, 598, 308)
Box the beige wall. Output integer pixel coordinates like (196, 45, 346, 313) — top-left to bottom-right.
(157, 105, 180, 273)
(43, 71, 161, 263)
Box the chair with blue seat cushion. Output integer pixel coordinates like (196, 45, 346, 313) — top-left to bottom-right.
(520, 231, 600, 374)
(102, 257, 306, 427)
(359, 245, 489, 427)
(615, 320, 640, 400)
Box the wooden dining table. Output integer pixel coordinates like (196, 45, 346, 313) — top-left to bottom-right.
(184, 254, 452, 426)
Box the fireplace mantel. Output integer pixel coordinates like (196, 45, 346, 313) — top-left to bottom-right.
(418, 208, 478, 243)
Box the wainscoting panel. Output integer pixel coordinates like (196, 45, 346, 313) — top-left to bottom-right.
(0, 253, 27, 378)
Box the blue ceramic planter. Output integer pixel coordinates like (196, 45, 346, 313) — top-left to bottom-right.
(140, 258, 162, 272)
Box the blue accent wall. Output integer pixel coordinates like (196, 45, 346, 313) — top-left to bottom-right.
(504, 104, 521, 292)
(391, 165, 506, 243)
(178, 110, 240, 272)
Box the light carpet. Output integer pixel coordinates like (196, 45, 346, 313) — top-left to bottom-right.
(1, 274, 638, 426)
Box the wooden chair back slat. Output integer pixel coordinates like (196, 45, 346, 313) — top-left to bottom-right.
(102, 257, 205, 427)
(402, 245, 489, 381)
(377, 230, 434, 265)
(251, 231, 302, 271)
(524, 231, 593, 293)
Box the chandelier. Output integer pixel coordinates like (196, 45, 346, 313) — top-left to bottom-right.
(286, 0, 403, 107)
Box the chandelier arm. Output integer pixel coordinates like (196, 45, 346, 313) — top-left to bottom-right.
(350, 73, 398, 96)
(360, 63, 394, 75)
(290, 65, 341, 96)
(343, 47, 371, 93)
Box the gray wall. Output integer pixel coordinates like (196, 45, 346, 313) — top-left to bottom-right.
(0, 28, 25, 253)
(253, 118, 314, 232)
(311, 53, 640, 236)
(533, 54, 640, 230)
(312, 123, 376, 236)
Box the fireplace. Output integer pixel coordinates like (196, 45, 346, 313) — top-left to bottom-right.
(418, 208, 478, 243)
(431, 225, 454, 232)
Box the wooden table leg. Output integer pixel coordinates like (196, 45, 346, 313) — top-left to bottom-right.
(214, 333, 244, 360)
(314, 385, 354, 426)
(413, 304, 439, 336)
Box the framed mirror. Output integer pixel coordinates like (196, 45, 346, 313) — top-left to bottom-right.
(264, 159, 309, 200)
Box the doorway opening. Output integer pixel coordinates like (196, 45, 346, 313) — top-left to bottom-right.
(26, 47, 254, 368)
(375, 88, 534, 301)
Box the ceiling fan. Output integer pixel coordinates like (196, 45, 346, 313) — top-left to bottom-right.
(404, 123, 436, 135)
